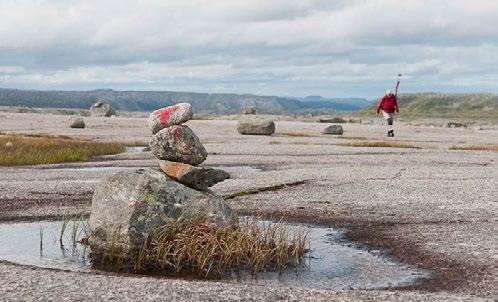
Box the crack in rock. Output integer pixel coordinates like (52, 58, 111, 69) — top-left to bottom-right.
(224, 180, 308, 200)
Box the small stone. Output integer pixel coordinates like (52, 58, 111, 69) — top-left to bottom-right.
(243, 106, 257, 114)
(322, 125, 343, 135)
(445, 122, 467, 128)
(159, 161, 230, 190)
(90, 101, 115, 117)
(237, 115, 275, 135)
(148, 103, 193, 134)
(150, 125, 207, 165)
(69, 116, 85, 128)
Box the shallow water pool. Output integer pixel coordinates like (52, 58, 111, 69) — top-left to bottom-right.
(0, 220, 429, 290)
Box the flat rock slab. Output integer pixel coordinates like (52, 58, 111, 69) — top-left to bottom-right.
(322, 125, 343, 135)
(150, 125, 207, 165)
(148, 103, 193, 134)
(237, 115, 275, 135)
(89, 168, 236, 250)
(159, 161, 230, 190)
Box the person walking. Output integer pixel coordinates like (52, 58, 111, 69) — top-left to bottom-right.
(376, 89, 399, 137)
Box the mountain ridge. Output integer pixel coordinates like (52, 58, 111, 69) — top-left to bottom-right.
(0, 88, 369, 114)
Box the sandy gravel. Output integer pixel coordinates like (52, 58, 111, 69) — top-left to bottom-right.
(0, 112, 496, 301)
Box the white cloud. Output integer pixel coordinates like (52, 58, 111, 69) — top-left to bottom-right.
(0, 0, 497, 97)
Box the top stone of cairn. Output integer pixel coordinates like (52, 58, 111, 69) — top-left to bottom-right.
(148, 103, 193, 134)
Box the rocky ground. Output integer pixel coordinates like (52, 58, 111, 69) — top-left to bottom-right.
(0, 112, 496, 301)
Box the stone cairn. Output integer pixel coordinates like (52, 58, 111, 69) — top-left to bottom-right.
(148, 102, 230, 190)
(88, 103, 235, 251)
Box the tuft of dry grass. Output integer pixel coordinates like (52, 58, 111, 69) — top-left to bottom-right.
(449, 145, 498, 152)
(93, 216, 309, 277)
(275, 132, 316, 137)
(337, 140, 421, 149)
(0, 135, 125, 166)
(336, 136, 368, 140)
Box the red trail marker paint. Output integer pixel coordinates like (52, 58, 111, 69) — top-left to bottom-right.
(154, 105, 178, 124)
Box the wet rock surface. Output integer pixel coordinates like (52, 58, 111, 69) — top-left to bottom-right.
(149, 125, 207, 165)
(237, 115, 275, 135)
(159, 161, 230, 190)
(89, 168, 236, 249)
(148, 103, 193, 134)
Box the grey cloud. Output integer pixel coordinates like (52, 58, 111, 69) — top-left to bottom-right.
(0, 0, 497, 97)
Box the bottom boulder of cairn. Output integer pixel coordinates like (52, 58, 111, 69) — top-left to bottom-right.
(89, 168, 235, 250)
(159, 161, 230, 190)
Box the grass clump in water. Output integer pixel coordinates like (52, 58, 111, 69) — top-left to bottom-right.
(0, 135, 125, 166)
(449, 144, 498, 152)
(95, 216, 309, 278)
(337, 140, 420, 149)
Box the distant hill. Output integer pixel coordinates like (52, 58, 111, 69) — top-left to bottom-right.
(0, 88, 369, 114)
(355, 93, 498, 119)
(297, 96, 372, 111)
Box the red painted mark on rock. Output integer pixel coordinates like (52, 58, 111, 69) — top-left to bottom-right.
(154, 105, 178, 125)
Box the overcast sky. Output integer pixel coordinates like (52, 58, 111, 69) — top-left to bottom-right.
(0, 0, 497, 98)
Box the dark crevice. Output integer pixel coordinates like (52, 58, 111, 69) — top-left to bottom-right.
(223, 180, 308, 200)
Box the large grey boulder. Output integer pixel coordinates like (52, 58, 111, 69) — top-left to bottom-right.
(322, 125, 343, 135)
(150, 125, 207, 165)
(90, 101, 115, 117)
(69, 116, 85, 128)
(237, 115, 275, 135)
(159, 161, 230, 190)
(88, 168, 236, 250)
(148, 103, 193, 134)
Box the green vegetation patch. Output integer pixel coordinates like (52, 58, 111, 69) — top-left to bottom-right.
(0, 135, 125, 166)
(337, 140, 421, 149)
(275, 132, 317, 137)
(450, 144, 498, 152)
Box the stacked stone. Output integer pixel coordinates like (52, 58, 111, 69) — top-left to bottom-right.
(148, 103, 230, 190)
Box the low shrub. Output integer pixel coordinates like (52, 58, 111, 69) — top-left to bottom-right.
(450, 145, 498, 152)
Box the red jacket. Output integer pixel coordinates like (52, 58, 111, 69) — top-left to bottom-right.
(376, 95, 399, 114)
